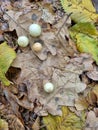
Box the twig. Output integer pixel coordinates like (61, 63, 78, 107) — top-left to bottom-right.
(56, 12, 72, 36)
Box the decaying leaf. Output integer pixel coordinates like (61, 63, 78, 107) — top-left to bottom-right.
(0, 42, 16, 86)
(60, 0, 98, 23)
(12, 49, 86, 115)
(42, 106, 85, 130)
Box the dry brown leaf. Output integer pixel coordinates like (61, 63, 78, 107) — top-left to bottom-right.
(3, 0, 89, 116)
(12, 49, 86, 115)
(87, 90, 97, 106)
(86, 84, 98, 106)
(92, 84, 98, 100)
(29, 31, 57, 60)
(85, 111, 98, 130)
(3, 7, 71, 61)
(75, 97, 89, 111)
(0, 93, 25, 130)
(7, 115, 25, 130)
(12, 51, 41, 83)
(70, 53, 94, 71)
(3, 10, 58, 61)
(4, 87, 34, 111)
(3, 10, 32, 36)
(41, 8, 55, 24)
(32, 117, 40, 130)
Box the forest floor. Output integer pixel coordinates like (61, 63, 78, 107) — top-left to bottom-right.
(0, 0, 98, 130)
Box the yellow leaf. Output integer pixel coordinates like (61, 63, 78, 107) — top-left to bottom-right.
(42, 107, 85, 130)
(60, 0, 98, 23)
(70, 22, 98, 36)
(75, 33, 98, 64)
(0, 42, 16, 86)
(82, 0, 96, 12)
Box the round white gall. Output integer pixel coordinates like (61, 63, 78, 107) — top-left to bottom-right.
(44, 82, 54, 93)
(18, 36, 29, 47)
(29, 24, 41, 37)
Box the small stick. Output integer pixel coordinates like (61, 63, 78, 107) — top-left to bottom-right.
(56, 12, 72, 36)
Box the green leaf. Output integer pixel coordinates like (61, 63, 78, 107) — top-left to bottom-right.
(0, 42, 16, 86)
(70, 22, 98, 36)
(69, 22, 98, 64)
(75, 33, 98, 64)
(60, 0, 98, 23)
(42, 107, 85, 130)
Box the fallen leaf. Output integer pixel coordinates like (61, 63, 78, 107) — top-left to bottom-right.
(60, 0, 98, 23)
(3, 0, 88, 116)
(92, 84, 98, 100)
(75, 33, 98, 64)
(12, 48, 87, 116)
(3, 9, 41, 37)
(29, 31, 57, 61)
(86, 84, 98, 106)
(41, 8, 55, 24)
(70, 22, 98, 36)
(3, 9, 59, 61)
(12, 51, 42, 83)
(4, 87, 34, 111)
(0, 42, 16, 86)
(42, 106, 85, 130)
(70, 53, 94, 71)
(75, 97, 89, 111)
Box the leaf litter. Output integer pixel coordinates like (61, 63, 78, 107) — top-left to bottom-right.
(1, 0, 98, 130)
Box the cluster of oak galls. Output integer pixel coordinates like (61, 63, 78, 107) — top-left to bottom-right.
(17, 23, 54, 93)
